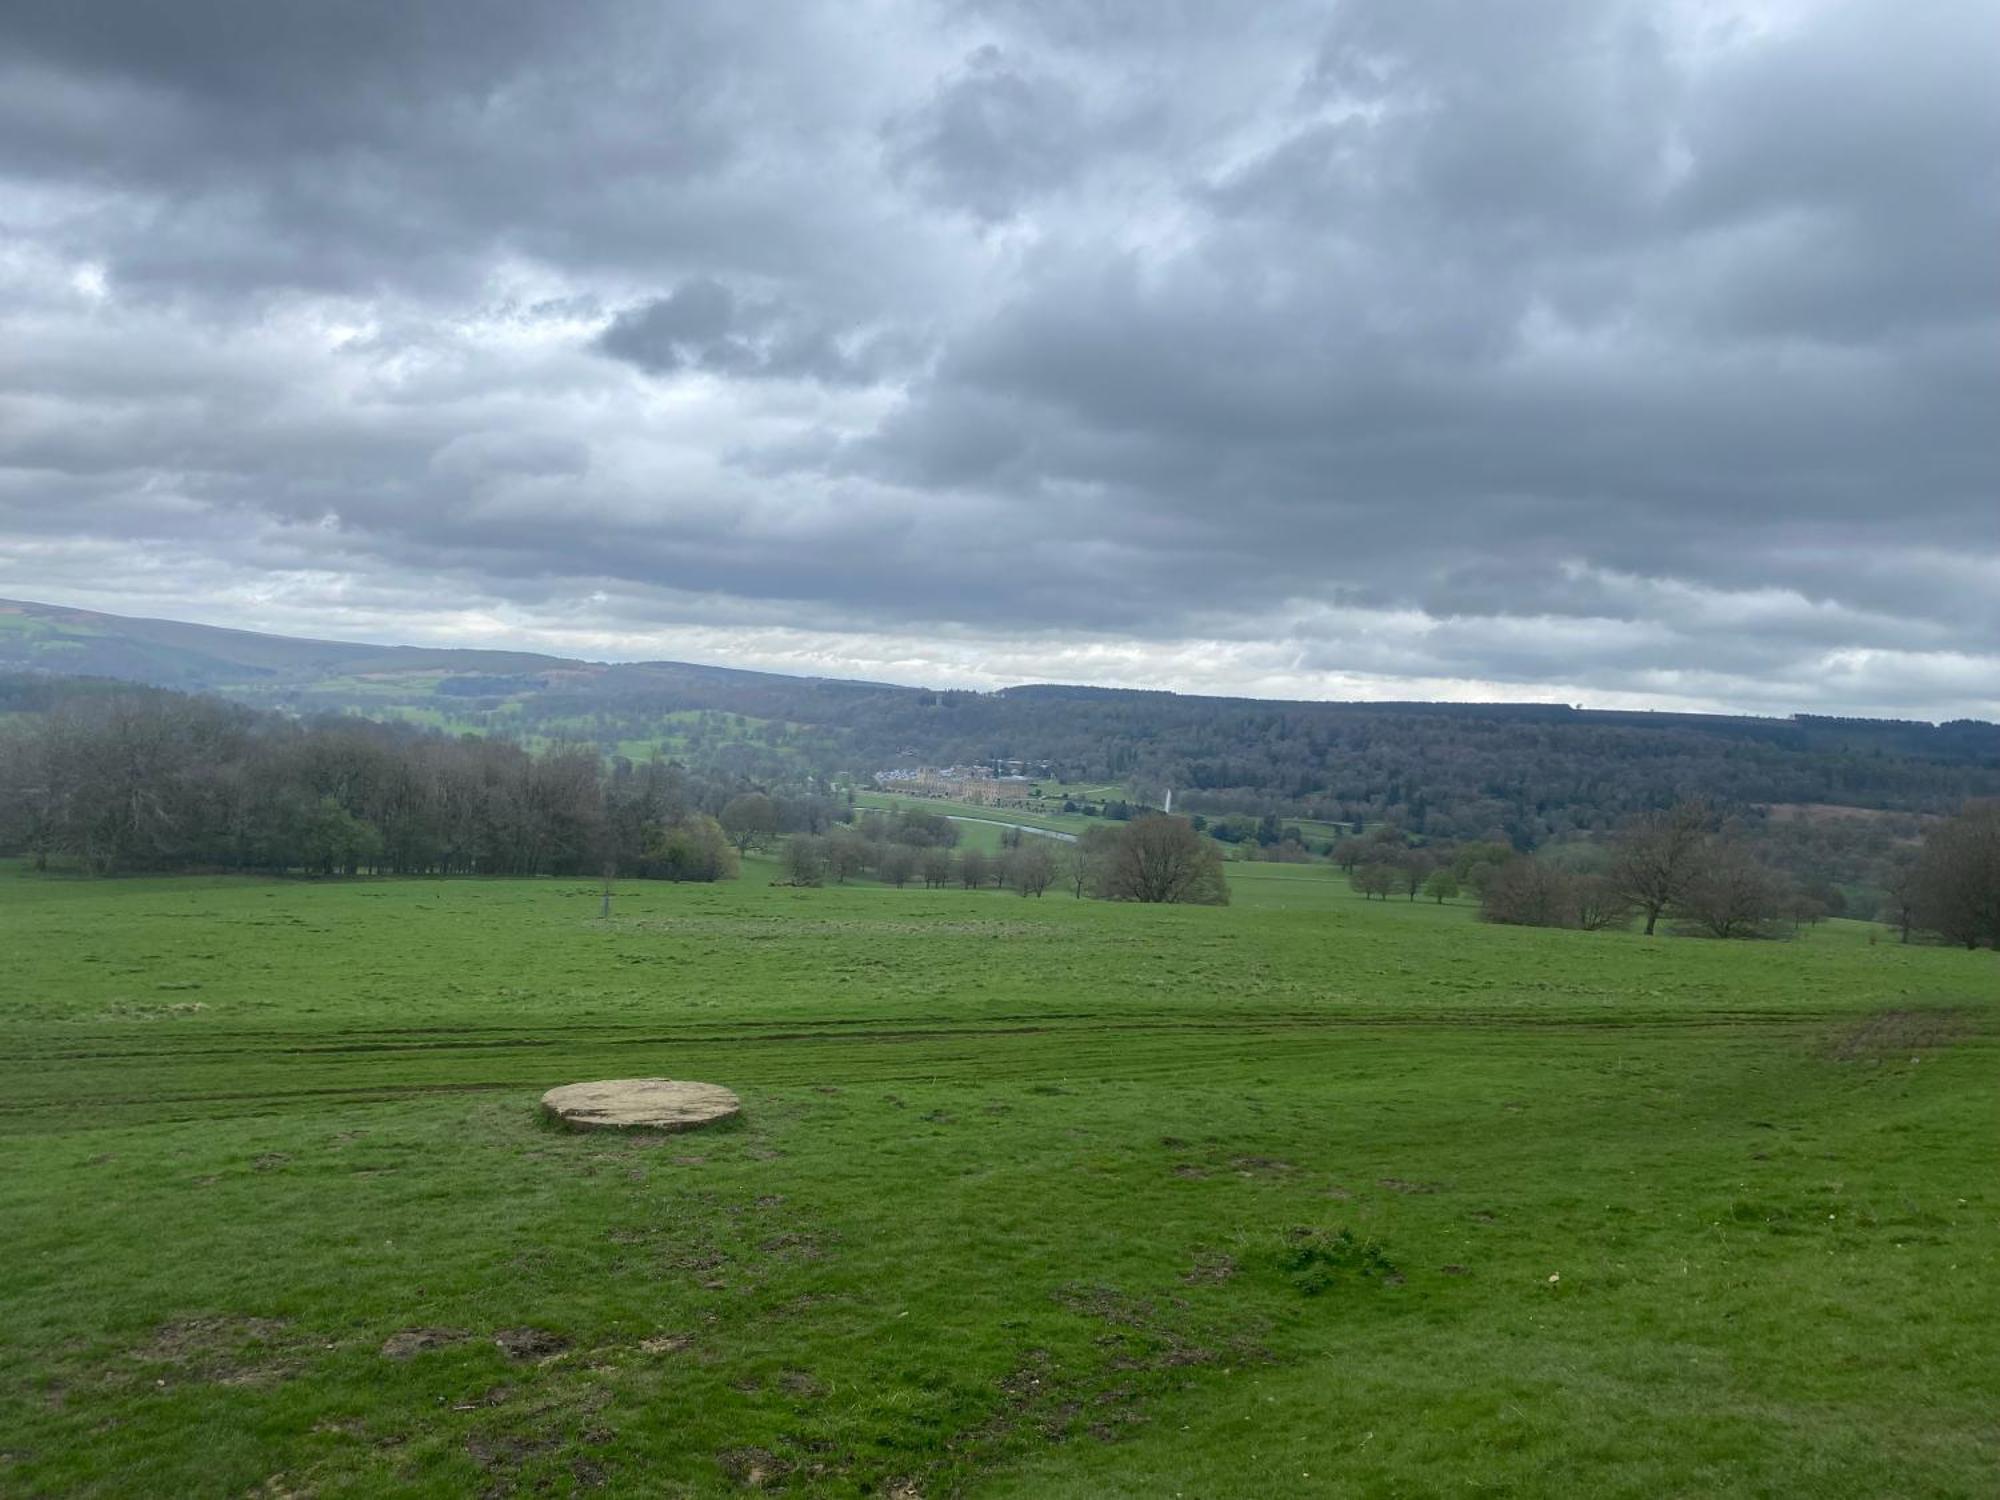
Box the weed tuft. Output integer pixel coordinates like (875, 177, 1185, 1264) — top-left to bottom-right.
(1275, 1226, 1397, 1295)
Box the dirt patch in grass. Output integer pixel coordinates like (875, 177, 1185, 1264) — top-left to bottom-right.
(1378, 1177, 1443, 1194)
(380, 1327, 468, 1360)
(1179, 1251, 1239, 1285)
(777, 1368, 825, 1398)
(493, 1328, 570, 1361)
(1826, 1008, 1976, 1061)
(1052, 1284, 1261, 1372)
(466, 1427, 561, 1493)
(755, 1231, 828, 1261)
(1231, 1155, 1295, 1177)
(716, 1446, 792, 1488)
(125, 1314, 304, 1387)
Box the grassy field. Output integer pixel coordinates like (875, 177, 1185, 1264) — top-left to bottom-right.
(851, 792, 1093, 840)
(1, 861, 1995, 1498)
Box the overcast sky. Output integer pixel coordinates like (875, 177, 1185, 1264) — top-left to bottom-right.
(2, 1, 1995, 718)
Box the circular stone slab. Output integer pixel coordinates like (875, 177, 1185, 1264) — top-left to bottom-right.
(540, 1079, 741, 1133)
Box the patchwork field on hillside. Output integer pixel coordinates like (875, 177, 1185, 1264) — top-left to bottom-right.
(1, 863, 1993, 1497)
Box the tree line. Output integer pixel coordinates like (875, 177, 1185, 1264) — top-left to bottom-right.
(1468, 798, 2000, 945)
(773, 817, 1227, 905)
(0, 682, 1231, 907)
(0, 685, 798, 879)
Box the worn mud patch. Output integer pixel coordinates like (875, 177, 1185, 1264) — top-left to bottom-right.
(1231, 1156, 1295, 1177)
(1179, 1252, 1239, 1286)
(467, 1427, 560, 1491)
(127, 1314, 298, 1386)
(755, 1231, 828, 1262)
(380, 1327, 468, 1361)
(1378, 1177, 1443, 1195)
(493, 1328, 570, 1361)
(1051, 1284, 1263, 1372)
(1827, 1009, 1975, 1061)
(717, 1446, 792, 1488)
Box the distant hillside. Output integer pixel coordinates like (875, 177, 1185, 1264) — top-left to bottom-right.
(4, 597, 1998, 855)
(0, 596, 869, 709)
(0, 597, 576, 683)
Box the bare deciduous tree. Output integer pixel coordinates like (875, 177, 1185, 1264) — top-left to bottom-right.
(719, 792, 779, 853)
(1677, 841, 1785, 939)
(784, 834, 827, 886)
(1350, 863, 1396, 900)
(1611, 799, 1712, 935)
(1006, 839, 1059, 897)
(1912, 801, 2000, 949)
(1479, 857, 1573, 926)
(877, 843, 917, 888)
(1570, 874, 1633, 932)
(824, 830, 867, 884)
(1098, 815, 1228, 904)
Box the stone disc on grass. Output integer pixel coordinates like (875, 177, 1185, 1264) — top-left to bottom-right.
(540, 1078, 741, 1133)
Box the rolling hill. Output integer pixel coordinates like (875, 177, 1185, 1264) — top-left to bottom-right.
(4, 597, 1998, 854)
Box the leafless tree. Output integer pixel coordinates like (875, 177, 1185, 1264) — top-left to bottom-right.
(1068, 826, 1116, 897)
(783, 834, 827, 886)
(1878, 854, 1918, 943)
(1677, 841, 1785, 939)
(1570, 874, 1632, 931)
(1611, 799, 1712, 935)
(877, 843, 916, 888)
(1350, 862, 1397, 900)
(1097, 815, 1228, 904)
(719, 792, 779, 853)
(824, 830, 867, 883)
(1912, 801, 2000, 949)
(1398, 851, 1433, 901)
(1006, 839, 1059, 897)
(959, 848, 990, 889)
(1480, 857, 1573, 926)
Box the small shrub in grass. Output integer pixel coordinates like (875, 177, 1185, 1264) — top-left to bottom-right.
(1277, 1226, 1396, 1295)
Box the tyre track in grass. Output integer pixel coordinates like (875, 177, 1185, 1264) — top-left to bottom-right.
(0, 1011, 1852, 1127)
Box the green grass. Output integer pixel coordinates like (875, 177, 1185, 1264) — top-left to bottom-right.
(0, 862, 1995, 1497)
(853, 791, 1093, 838)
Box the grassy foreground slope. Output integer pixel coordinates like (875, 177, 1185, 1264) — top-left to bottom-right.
(0, 864, 1994, 1497)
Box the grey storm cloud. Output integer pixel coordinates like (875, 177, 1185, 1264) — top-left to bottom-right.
(0, 0, 1996, 717)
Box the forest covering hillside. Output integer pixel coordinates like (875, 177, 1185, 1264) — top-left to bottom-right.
(5, 597, 1998, 864)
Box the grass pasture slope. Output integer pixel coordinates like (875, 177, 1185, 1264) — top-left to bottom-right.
(851, 790, 1092, 838)
(1, 863, 1995, 1497)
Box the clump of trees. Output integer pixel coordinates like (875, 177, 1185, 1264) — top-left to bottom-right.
(777, 815, 1219, 903)
(1087, 815, 1228, 905)
(1480, 857, 1633, 931)
(645, 814, 739, 882)
(0, 685, 763, 880)
(1481, 800, 1795, 939)
(1908, 801, 2000, 948)
(1609, 800, 1713, 935)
